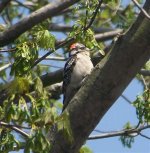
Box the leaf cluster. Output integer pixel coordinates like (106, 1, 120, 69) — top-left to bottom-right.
(133, 90, 150, 124)
(24, 129, 51, 153)
(0, 75, 59, 152)
(119, 122, 134, 148)
(120, 135, 134, 148)
(0, 129, 20, 152)
(69, 4, 106, 56)
(11, 22, 55, 76)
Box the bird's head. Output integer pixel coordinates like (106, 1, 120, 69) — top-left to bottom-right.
(69, 43, 90, 57)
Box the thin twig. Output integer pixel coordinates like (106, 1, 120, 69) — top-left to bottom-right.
(139, 132, 150, 140)
(0, 121, 29, 138)
(132, 0, 150, 20)
(88, 125, 150, 140)
(135, 121, 142, 129)
(11, 121, 31, 129)
(84, 0, 103, 31)
(49, 22, 121, 33)
(121, 94, 132, 104)
(94, 129, 120, 133)
(0, 0, 12, 14)
(32, 38, 74, 67)
(140, 74, 148, 90)
(5, 8, 12, 26)
(0, 48, 16, 52)
(39, 56, 66, 61)
(0, 63, 12, 72)
(83, 9, 88, 30)
(14, 0, 34, 10)
(40, 64, 63, 69)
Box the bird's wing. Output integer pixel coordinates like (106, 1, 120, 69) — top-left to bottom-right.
(62, 55, 77, 103)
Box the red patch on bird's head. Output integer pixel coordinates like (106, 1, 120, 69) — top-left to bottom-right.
(70, 43, 77, 50)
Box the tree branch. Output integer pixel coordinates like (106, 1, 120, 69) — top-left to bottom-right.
(49, 0, 150, 152)
(49, 23, 117, 33)
(0, 121, 29, 138)
(13, 0, 34, 10)
(0, 48, 16, 52)
(121, 94, 132, 104)
(140, 74, 148, 89)
(139, 69, 150, 76)
(139, 132, 150, 140)
(88, 125, 150, 140)
(0, 0, 12, 14)
(0, 0, 80, 47)
(40, 56, 66, 61)
(132, 0, 150, 20)
(94, 29, 123, 41)
(0, 63, 12, 72)
(84, 0, 103, 31)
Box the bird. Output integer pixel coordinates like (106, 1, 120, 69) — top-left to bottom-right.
(62, 43, 94, 112)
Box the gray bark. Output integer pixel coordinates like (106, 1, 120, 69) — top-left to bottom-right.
(0, 0, 12, 14)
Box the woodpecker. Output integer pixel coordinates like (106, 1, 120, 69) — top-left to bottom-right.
(62, 43, 93, 112)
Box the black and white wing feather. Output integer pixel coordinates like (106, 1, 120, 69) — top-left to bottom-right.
(62, 55, 77, 105)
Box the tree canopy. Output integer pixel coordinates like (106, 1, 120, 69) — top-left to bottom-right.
(0, 0, 150, 153)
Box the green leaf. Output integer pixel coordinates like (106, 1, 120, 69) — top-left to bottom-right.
(10, 77, 31, 94)
(11, 42, 38, 76)
(36, 30, 56, 50)
(0, 130, 20, 152)
(123, 122, 132, 129)
(133, 90, 150, 123)
(25, 129, 51, 153)
(80, 145, 93, 153)
(119, 135, 134, 148)
(34, 77, 44, 95)
(144, 60, 150, 70)
(57, 112, 74, 143)
(75, 28, 105, 55)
